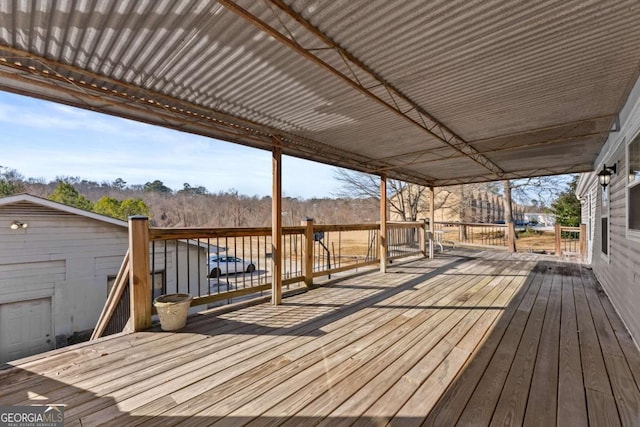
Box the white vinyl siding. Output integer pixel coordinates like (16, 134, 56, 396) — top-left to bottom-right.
(0, 202, 128, 338)
(628, 134, 640, 238)
(579, 77, 640, 348)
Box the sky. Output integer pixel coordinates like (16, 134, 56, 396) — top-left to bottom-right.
(0, 91, 345, 199)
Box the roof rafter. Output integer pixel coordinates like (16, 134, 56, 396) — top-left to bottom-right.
(433, 163, 592, 187)
(0, 47, 434, 186)
(373, 114, 616, 164)
(218, 0, 506, 178)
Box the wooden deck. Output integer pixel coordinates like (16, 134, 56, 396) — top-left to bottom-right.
(1, 249, 639, 426)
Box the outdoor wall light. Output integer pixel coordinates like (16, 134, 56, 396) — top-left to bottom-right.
(597, 163, 617, 188)
(10, 220, 28, 230)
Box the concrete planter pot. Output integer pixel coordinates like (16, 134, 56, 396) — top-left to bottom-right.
(153, 293, 192, 331)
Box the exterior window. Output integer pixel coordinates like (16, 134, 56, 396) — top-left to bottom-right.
(629, 135, 640, 233)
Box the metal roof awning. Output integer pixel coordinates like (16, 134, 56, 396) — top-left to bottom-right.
(1, 0, 639, 186)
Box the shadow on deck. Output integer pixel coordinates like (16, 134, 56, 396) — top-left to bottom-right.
(0, 249, 638, 426)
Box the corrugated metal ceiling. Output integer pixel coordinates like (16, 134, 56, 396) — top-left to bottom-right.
(1, 0, 639, 186)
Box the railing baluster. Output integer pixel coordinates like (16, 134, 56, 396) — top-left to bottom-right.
(186, 239, 191, 296)
(151, 241, 156, 299)
(100, 222, 434, 333)
(174, 239, 179, 294)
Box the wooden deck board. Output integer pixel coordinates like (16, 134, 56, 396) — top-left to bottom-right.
(381, 271, 522, 425)
(126, 256, 483, 425)
(180, 256, 495, 426)
(306, 277, 502, 425)
(488, 261, 554, 426)
(448, 261, 547, 426)
(0, 249, 638, 426)
(581, 266, 640, 426)
(556, 264, 589, 427)
(522, 265, 561, 427)
(571, 263, 622, 427)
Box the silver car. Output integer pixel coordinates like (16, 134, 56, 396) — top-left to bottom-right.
(207, 255, 256, 278)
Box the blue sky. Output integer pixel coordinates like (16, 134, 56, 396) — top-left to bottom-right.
(0, 91, 344, 198)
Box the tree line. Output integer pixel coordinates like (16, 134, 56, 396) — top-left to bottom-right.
(0, 167, 377, 226)
(1, 166, 581, 227)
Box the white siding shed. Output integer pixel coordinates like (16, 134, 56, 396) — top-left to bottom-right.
(0, 194, 129, 362)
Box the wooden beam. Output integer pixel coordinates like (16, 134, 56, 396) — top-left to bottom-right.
(302, 217, 314, 288)
(245, 0, 505, 178)
(91, 250, 130, 340)
(555, 223, 562, 257)
(380, 174, 387, 273)
(272, 142, 283, 304)
(129, 216, 151, 331)
(429, 186, 435, 259)
(503, 180, 517, 253)
(419, 220, 427, 258)
(507, 222, 516, 254)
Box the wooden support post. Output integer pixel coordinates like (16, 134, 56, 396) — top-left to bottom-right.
(555, 223, 562, 257)
(579, 223, 587, 261)
(503, 180, 516, 253)
(302, 217, 314, 288)
(129, 216, 151, 331)
(379, 174, 387, 273)
(271, 143, 283, 304)
(429, 186, 435, 259)
(507, 222, 516, 253)
(420, 219, 427, 257)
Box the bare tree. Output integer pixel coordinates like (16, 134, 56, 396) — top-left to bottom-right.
(333, 168, 509, 223)
(509, 175, 571, 208)
(333, 169, 429, 221)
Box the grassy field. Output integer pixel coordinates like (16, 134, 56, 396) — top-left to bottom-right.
(515, 229, 557, 253)
(437, 225, 560, 254)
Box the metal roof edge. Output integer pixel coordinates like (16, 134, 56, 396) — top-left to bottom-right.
(0, 193, 129, 228)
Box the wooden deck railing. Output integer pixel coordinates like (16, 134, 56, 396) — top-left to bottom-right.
(555, 224, 587, 259)
(434, 221, 586, 260)
(433, 221, 512, 249)
(91, 218, 587, 339)
(90, 250, 131, 339)
(92, 219, 427, 339)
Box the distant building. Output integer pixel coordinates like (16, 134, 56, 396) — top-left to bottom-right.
(390, 187, 525, 223)
(523, 212, 555, 226)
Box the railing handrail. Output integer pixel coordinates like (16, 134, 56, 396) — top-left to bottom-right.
(149, 222, 425, 241)
(435, 220, 508, 228)
(308, 223, 381, 232)
(558, 226, 581, 232)
(149, 226, 305, 240)
(387, 221, 425, 229)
